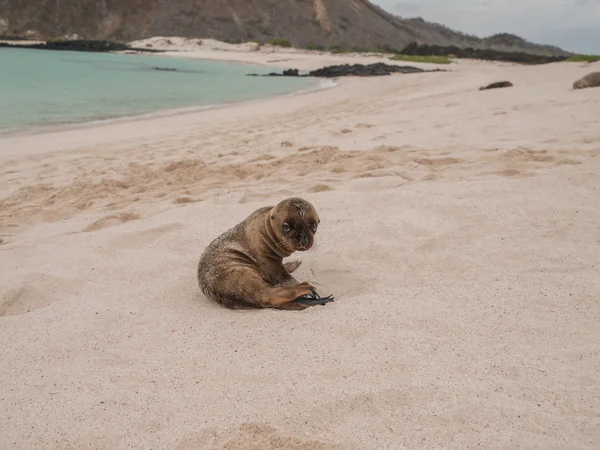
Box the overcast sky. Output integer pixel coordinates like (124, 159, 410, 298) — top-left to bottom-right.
(372, 0, 600, 54)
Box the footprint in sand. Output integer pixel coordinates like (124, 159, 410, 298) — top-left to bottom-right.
(555, 158, 584, 166)
(0, 274, 82, 317)
(414, 157, 464, 167)
(336, 128, 353, 135)
(174, 196, 195, 205)
(82, 212, 140, 232)
(504, 149, 555, 163)
(307, 184, 334, 193)
(249, 154, 276, 163)
(484, 169, 526, 178)
(421, 173, 439, 182)
(175, 423, 346, 450)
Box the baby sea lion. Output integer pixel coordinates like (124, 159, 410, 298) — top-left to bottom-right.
(197, 197, 334, 310)
(573, 71, 600, 90)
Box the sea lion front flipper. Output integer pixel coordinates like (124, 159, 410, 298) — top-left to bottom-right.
(293, 296, 335, 306)
(260, 282, 318, 310)
(277, 301, 313, 311)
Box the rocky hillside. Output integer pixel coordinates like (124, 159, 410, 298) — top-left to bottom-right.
(399, 18, 568, 57)
(0, 0, 571, 56)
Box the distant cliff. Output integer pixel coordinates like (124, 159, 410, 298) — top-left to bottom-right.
(0, 0, 572, 56)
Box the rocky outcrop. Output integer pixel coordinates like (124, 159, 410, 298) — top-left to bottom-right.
(0, 39, 163, 52)
(308, 63, 436, 77)
(479, 81, 513, 91)
(0, 39, 127, 52)
(401, 43, 568, 65)
(248, 63, 442, 78)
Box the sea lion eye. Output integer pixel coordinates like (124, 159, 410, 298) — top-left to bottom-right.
(282, 223, 291, 234)
(310, 221, 317, 233)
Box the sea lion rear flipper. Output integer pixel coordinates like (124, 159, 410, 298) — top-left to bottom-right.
(293, 296, 335, 306)
(292, 288, 335, 306)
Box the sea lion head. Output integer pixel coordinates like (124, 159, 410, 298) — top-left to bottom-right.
(269, 197, 320, 252)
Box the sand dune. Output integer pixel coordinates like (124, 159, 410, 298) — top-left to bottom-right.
(1, 47, 599, 449)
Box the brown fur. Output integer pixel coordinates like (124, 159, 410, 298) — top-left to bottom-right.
(197, 198, 322, 310)
(573, 71, 600, 90)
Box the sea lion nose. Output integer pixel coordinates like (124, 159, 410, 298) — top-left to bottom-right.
(300, 235, 309, 247)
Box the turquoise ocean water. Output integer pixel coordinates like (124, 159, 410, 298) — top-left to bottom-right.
(0, 48, 317, 134)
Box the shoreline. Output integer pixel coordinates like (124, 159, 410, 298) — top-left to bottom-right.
(0, 71, 364, 158)
(0, 47, 337, 139)
(0, 76, 337, 140)
(1, 37, 449, 140)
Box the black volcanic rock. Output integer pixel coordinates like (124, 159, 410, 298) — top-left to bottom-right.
(0, 39, 165, 53)
(0, 39, 127, 52)
(248, 63, 442, 78)
(479, 81, 513, 90)
(309, 63, 432, 77)
(401, 42, 568, 65)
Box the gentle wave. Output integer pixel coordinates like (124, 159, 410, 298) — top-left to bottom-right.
(0, 74, 338, 138)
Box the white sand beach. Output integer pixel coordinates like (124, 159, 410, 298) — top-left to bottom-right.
(1, 41, 599, 449)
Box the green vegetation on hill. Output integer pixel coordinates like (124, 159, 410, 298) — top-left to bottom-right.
(566, 55, 600, 62)
(306, 42, 325, 51)
(390, 54, 452, 64)
(268, 38, 291, 48)
(301, 44, 452, 64)
(329, 45, 345, 54)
